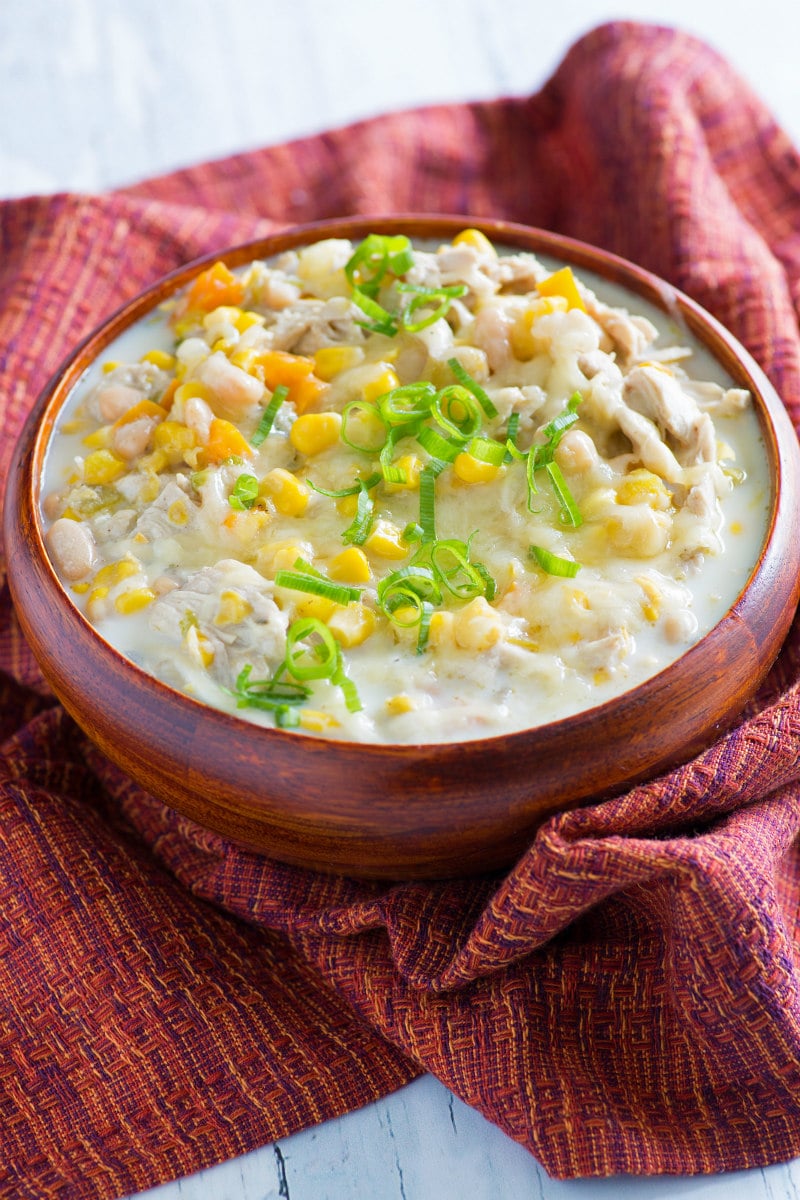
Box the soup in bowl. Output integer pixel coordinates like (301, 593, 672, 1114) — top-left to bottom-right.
(6, 217, 800, 878)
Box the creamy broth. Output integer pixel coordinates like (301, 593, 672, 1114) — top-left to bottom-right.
(40, 232, 770, 743)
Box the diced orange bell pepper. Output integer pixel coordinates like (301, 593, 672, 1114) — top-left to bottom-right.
(205, 417, 253, 463)
(183, 262, 246, 315)
(256, 349, 328, 413)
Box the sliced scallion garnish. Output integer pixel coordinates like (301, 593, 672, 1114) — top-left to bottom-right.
(432, 385, 482, 441)
(284, 617, 341, 682)
(376, 382, 436, 426)
(308, 471, 382, 499)
(419, 465, 437, 543)
(251, 384, 289, 446)
(351, 287, 399, 337)
(466, 435, 506, 467)
(397, 283, 467, 333)
(446, 357, 498, 419)
(274, 569, 361, 606)
(342, 480, 375, 546)
(546, 460, 583, 527)
(341, 399, 388, 454)
(529, 545, 581, 577)
(228, 473, 259, 511)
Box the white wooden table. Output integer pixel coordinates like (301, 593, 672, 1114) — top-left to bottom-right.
(3, 3, 800, 1197)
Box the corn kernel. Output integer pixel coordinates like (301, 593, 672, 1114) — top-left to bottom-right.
(364, 520, 409, 559)
(141, 349, 176, 370)
(255, 540, 313, 575)
(537, 266, 586, 311)
(84, 449, 126, 485)
(453, 451, 500, 484)
(427, 610, 454, 647)
(138, 475, 161, 504)
(637, 576, 662, 623)
(137, 449, 169, 475)
(102, 360, 119, 374)
(153, 420, 199, 467)
(452, 597, 503, 651)
(260, 468, 310, 516)
(93, 558, 139, 588)
(328, 604, 376, 648)
(298, 709, 341, 733)
(228, 347, 263, 377)
(185, 625, 215, 668)
(510, 297, 570, 359)
(87, 585, 109, 618)
(237, 310, 266, 332)
(328, 547, 372, 583)
(289, 412, 342, 456)
(362, 365, 400, 403)
(452, 228, 496, 257)
(616, 469, 671, 511)
(312, 345, 365, 381)
(214, 589, 253, 626)
(72, 582, 90, 595)
(384, 453, 422, 493)
(115, 587, 156, 615)
(385, 693, 415, 715)
(293, 594, 337, 622)
(168, 499, 189, 526)
(337, 493, 359, 518)
(82, 426, 112, 450)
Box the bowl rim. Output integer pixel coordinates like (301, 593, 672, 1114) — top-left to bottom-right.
(11, 213, 797, 759)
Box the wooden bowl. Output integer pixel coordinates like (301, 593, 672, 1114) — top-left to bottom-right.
(6, 216, 800, 879)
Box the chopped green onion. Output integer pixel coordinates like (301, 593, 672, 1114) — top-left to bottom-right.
(466, 435, 507, 467)
(251, 384, 288, 446)
(351, 287, 398, 336)
(275, 570, 361, 606)
(230, 663, 311, 713)
(228, 473, 259, 511)
(419, 465, 437, 543)
(341, 399, 388, 454)
(332, 662, 363, 713)
(284, 618, 340, 681)
(529, 545, 581, 577)
(504, 412, 520, 463)
(342, 480, 375, 545)
(308, 471, 382, 498)
(446, 357, 498, 419)
(397, 283, 467, 333)
(345, 234, 414, 297)
(546, 460, 583, 527)
(415, 424, 462, 470)
(432, 385, 482, 441)
(380, 424, 416, 484)
(473, 561, 497, 602)
(376, 382, 436, 426)
(416, 601, 434, 655)
(430, 538, 487, 600)
(377, 565, 441, 626)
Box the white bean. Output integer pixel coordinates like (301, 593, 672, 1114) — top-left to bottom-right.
(97, 383, 143, 422)
(45, 518, 96, 580)
(112, 416, 159, 460)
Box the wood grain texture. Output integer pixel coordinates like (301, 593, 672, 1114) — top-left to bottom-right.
(5, 3, 800, 1198)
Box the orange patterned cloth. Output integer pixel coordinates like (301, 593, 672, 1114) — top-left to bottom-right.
(2, 21, 800, 1197)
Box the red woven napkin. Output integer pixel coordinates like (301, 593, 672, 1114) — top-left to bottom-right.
(3, 20, 800, 1197)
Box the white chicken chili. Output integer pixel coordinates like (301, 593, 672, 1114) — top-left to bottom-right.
(41, 230, 769, 743)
